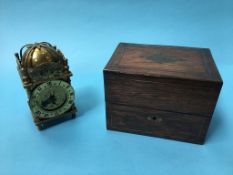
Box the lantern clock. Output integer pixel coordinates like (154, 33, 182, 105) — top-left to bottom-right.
(15, 42, 77, 130)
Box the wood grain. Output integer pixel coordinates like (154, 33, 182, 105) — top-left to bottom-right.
(104, 72, 222, 117)
(105, 43, 222, 82)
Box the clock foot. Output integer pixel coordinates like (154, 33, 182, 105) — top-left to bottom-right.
(37, 124, 44, 130)
(71, 113, 76, 119)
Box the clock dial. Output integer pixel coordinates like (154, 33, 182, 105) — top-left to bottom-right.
(29, 80, 75, 118)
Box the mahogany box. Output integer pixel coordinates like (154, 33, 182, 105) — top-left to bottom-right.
(103, 43, 223, 144)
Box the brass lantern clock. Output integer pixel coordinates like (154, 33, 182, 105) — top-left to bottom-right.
(15, 42, 77, 130)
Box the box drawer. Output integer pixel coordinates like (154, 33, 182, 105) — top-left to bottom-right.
(106, 103, 210, 144)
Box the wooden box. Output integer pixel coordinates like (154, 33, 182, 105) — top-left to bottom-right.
(103, 43, 223, 144)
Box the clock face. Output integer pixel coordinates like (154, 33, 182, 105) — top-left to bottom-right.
(29, 80, 75, 118)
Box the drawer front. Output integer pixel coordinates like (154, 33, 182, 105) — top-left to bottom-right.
(106, 103, 210, 144)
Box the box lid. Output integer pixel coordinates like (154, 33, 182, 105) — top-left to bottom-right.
(104, 43, 222, 83)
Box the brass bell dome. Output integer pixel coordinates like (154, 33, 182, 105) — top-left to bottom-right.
(20, 42, 65, 69)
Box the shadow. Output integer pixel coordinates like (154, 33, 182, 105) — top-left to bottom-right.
(205, 107, 223, 143)
(75, 86, 99, 117)
(38, 110, 76, 130)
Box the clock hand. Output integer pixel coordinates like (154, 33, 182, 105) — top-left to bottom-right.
(50, 94, 57, 104)
(41, 93, 57, 107)
(41, 97, 51, 107)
